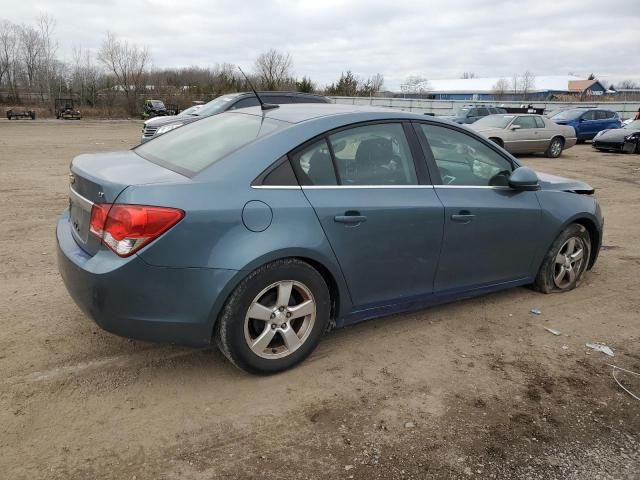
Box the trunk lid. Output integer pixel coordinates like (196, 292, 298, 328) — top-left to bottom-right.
(68, 150, 188, 255)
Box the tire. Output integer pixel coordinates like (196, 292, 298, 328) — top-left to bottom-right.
(215, 259, 330, 374)
(545, 137, 564, 158)
(532, 224, 591, 294)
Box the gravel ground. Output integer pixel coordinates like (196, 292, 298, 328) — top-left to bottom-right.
(1, 119, 639, 479)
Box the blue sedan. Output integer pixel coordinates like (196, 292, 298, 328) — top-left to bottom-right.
(57, 104, 603, 373)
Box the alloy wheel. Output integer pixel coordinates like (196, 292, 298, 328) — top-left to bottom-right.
(550, 139, 563, 157)
(553, 237, 586, 289)
(244, 280, 316, 359)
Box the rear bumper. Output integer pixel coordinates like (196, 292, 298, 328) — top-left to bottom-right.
(56, 211, 237, 346)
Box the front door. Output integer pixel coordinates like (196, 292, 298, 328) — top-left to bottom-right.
(415, 122, 542, 292)
(290, 122, 444, 308)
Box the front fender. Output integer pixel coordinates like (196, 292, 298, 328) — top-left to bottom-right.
(535, 190, 603, 270)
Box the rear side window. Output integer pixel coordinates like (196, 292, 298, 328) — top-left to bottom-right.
(534, 116, 545, 128)
(135, 112, 287, 175)
(596, 110, 615, 120)
(329, 123, 418, 186)
(290, 123, 418, 186)
(582, 111, 596, 120)
(477, 108, 490, 116)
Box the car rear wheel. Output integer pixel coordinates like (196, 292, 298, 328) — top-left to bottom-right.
(533, 224, 591, 293)
(215, 259, 330, 374)
(545, 137, 564, 158)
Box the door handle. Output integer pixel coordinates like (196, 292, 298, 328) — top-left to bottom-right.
(450, 211, 475, 223)
(334, 211, 367, 224)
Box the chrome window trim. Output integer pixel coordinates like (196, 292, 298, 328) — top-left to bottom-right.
(434, 185, 512, 190)
(503, 138, 552, 143)
(69, 187, 94, 209)
(251, 185, 302, 190)
(302, 185, 435, 190)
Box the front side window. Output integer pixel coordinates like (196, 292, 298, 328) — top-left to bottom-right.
(135, 112, 286, 175)
(328, 123, 418, 186)
(420, 124, 513, 187)
(513, 116, 538, 129)
(477, 107, 490, 116)
(582, 111, 596, 121)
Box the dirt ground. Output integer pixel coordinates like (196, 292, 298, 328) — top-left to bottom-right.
(1, 119, 639, 480)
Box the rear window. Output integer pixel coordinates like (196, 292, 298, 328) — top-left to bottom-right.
(135, 112, 287, 175)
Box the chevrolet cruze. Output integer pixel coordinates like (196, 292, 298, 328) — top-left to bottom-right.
(57, 103, 603, 374)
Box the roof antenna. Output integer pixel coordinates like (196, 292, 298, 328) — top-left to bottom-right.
(237, 66, 279, 111)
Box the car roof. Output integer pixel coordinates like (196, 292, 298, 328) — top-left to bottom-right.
(236, 91, 329, 99)
(227, 103, 436, 124)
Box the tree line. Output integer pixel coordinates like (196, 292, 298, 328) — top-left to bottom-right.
(0, 16, 385, 115)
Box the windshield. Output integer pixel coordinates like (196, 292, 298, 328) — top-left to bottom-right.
(195, 94, 242, 116)
(135, 112, 287, 175)
(455, 108, 471, 116)
(473, 115, 515, 129)
(179, 105, 201, 116)
(623, 120, 640, 129)
(150, 100, 165, 108)
(551, 109, 586, 121)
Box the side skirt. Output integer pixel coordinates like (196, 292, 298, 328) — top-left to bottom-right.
(336, 277, 533, 328)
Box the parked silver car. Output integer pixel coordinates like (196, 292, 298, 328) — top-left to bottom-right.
(469, 114, 577, 157)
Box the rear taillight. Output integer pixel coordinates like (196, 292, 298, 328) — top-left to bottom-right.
(89, 204, 184, 257)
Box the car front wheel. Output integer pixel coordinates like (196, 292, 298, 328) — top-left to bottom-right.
(533, 224, 591, 293)
(215, 259, 330, 374)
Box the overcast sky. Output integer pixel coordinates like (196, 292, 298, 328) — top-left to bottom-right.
(4, 0, 640, 90)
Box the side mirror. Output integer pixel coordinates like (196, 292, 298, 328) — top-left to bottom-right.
(509, 166, 539, 191)
(511, 124, 521, 131)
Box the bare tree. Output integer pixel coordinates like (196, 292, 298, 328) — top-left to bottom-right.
(361, 73, 384, 96)
(19, 24, 42, 88)
(0, 20, 21, 101)
(36, 13, 58, 108)
(254, 49, 293, 90)
(461, 71, 476, 79)
(511, 73, 520, 97)
(491, 78, 510, 100)
(400, 75, 430, 95)
(97, 32, 150, 114)
(519, 71, 535, 100)
(617, 79, 638, 89)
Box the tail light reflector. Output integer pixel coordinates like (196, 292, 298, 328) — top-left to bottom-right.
(89, 204, 184, 257)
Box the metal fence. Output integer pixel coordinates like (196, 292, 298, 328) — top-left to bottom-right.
(330, 96, 640, 120)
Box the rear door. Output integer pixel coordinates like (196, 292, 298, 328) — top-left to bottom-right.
(415, 122, 542, 292)
(291, 122, 444, 308)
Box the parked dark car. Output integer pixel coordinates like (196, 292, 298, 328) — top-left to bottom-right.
(58, 104, 603, 374)
(592, 120, 640, 153)
(440, 105, 507, 124)
(550, 108, 621, 141)
(140, 91, 331, 143)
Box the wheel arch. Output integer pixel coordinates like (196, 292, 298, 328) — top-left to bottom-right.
(206, 249, 351, 339)
(488, 136, 504, 148)
(546, 214, 601, 271)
